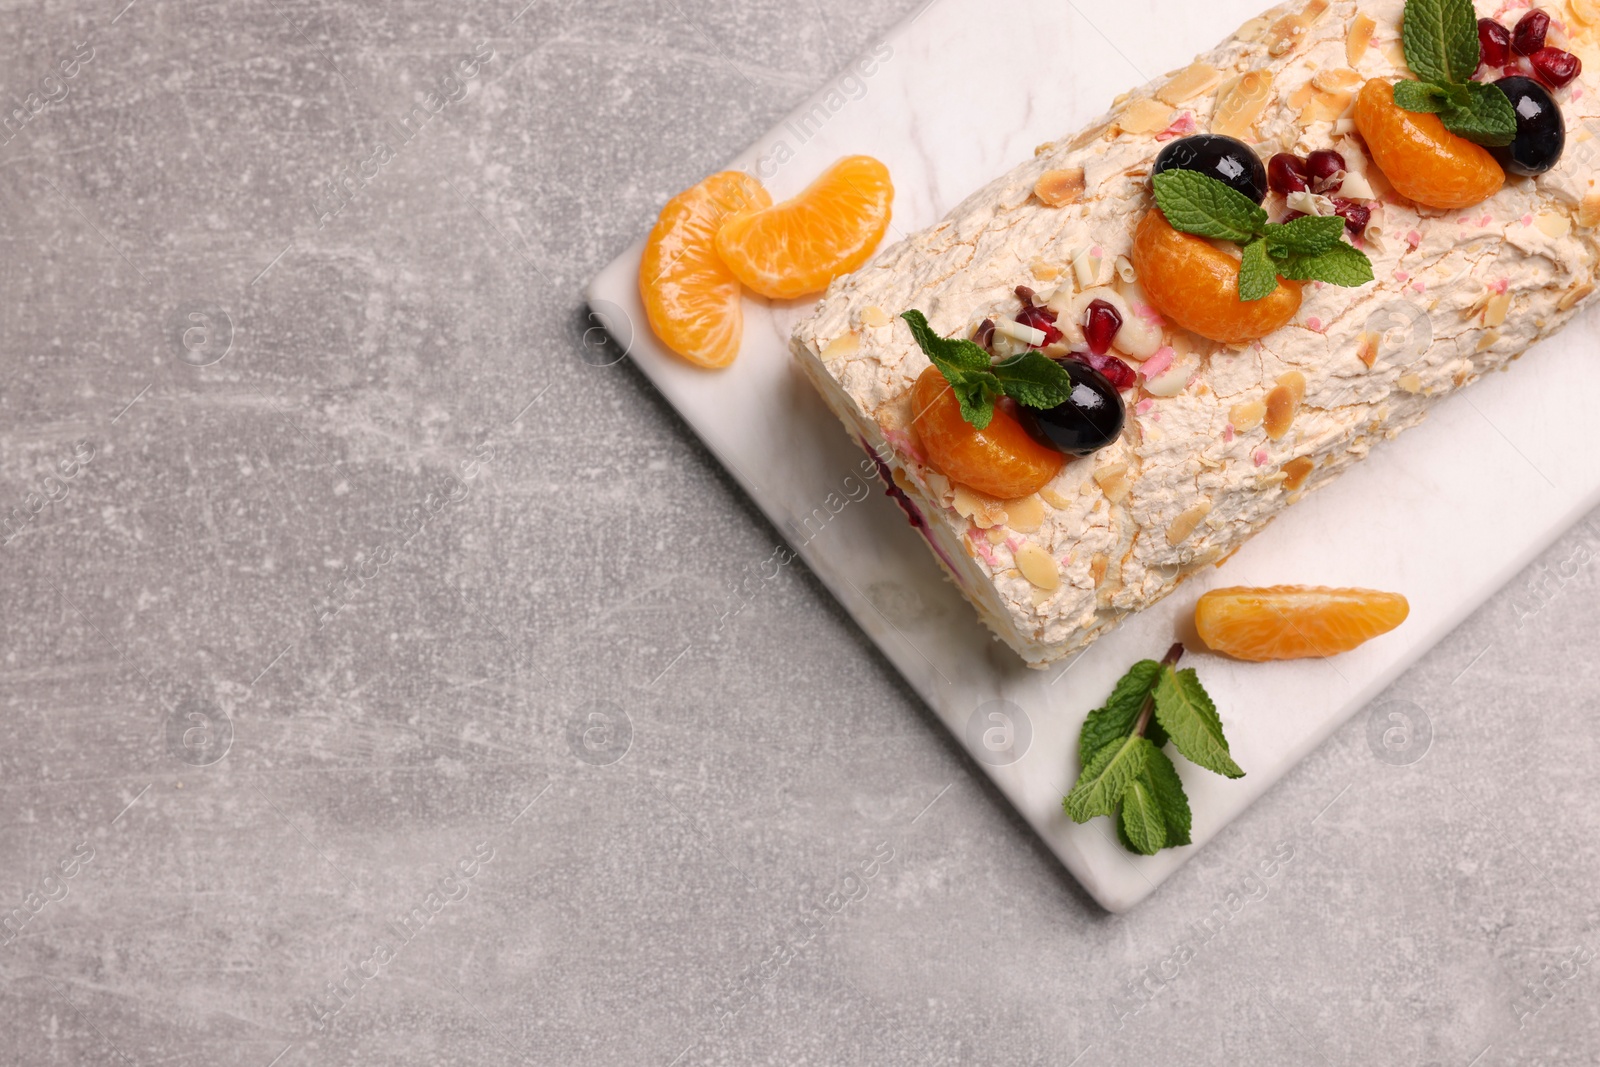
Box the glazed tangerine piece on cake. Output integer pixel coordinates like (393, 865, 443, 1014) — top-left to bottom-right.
(1353, 79, 1504, 210)
(1130, 209, 1302, 345)
(640, 171, 771, 368)
(714, 155, 893, 300)
(1194, 586, 1410, 662)
(909, 367, 1065, 500)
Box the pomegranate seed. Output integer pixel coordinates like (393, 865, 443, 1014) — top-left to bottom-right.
(1331, 198, 1372, 237)
(1015, 303, 1062, 347)
(1083, 299, 1123, 356)
(974, 318, 996, 350)
(1479, 18, 1512, 67)
(1073, 351, 1136, 391)
(1305, 149, 1346, 193)
(1267, 153, 1310, 195)
(1512, 9, 1549, 55)
(1531, 46, 1582, 88)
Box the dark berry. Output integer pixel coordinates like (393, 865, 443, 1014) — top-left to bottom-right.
(1152, 134, 1269, 204)
(1032, 361, 1126, 456)
(1331, 198, 1372, 237)
(1071, 350, 1137, 391)
(1530, 46, 1582, 88)
(1490, 76, 1566, 175)
(1014, 285, 1037, 304)
(1083, 299, 1123, 356)
(973, 318, 996, 351)
(1015, 302, 1061, 347)
(1512, 9, 1549, 55)
(1305, 149, 1346, 193)
(1267, 153, 1310, 195)
(1479, 18, 1512, 67)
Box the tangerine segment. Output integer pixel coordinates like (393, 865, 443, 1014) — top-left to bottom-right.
(1353, 79, 1504, 210)
(714, 155, 893, 300)
(1195, 585, 1410, 662)
(909, 367, 1065, 500)
(1130, 210, 1303, 345)
(640, 171, 771, 368)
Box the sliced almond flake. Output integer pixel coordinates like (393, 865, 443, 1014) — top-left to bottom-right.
(1312, 68, 1364, 92)
(1005, 494, 1045, 533)
(858, 305, 891, 328)
(1166, 501, 1212, 546)
(1580, 189, 1600, 228)
(1157, 61, 1224, 106)
(1229, 398, 1267, 431)
(821, 332, 861, 361)
(1346, 13, 1377, 64)
(1560, 282, 1596, 311)
(1089, 553, 1109, 584)
(1477, 327, 1502, 352)
(1570, 0, 1600, 27)
(1483, 291, 1512, 328)
(1397, 372, 1424, 393)
(1266, 0, 1328, 56)
(1039, 485, 1074, 510)
(1288, 79, 1317, 110)
(1212, 72, 1273, 140)
(1536, 212, 1573, 239)
(1357, 331, 1380, 368)
(1237, 14, 1271, 41)
(1277, 370, 1307, 405)
(1116, 98, 1177, 135)
(1264, 383, 1299, 440)
(953, 484, 1008, 528)
(1093, 461, 1131, 503)
(1282, 455, 1315, 491)
(1381, 39, 1408, 68)
(1030, 586, 1054, 608)
(986, 526, 1009, 545)
(1034, 167, 1087, 207)
(1030, 258, 1062, 280)
(1301, 89, 1355, 124)
(1014, 543, 1061, 591)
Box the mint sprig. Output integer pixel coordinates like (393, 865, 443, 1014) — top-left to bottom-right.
(1151, 170, 1375, 302)
(1063, 644, 1241, 856)
(1395, 0, 1517, 146)
(900, 309, 1077, 430)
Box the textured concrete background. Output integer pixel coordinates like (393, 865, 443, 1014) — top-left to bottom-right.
(2, 0, 1598, 1063)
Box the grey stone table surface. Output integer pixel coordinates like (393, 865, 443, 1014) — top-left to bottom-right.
(2, 0, 1598, 1064)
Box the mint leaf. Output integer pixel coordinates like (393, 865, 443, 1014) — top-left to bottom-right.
(991, 351, 1077, 410)
(1143, 746, 1192, 847)
(1393, 78, 1451, 113)
(1118, 775, 1167, 855)
(1277, 241, 1376, 287)
(1441, 80, 1518, 146)
(1063, 733, 1151, 822)
(1264, 214, 1346, 258)
(1152, 665, 1244, 779)
(1403, 0, 1480, 87)
(1237, 239, 1279, 303)
(1151, 170, 1268, 245)
(1077, 659, 1162, 767)
(901, 310, 1001, 429)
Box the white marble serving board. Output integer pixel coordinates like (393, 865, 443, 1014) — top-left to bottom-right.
(585, 0, 1600, 910)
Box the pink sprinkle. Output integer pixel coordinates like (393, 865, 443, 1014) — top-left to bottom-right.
(1306, 317, 1323, 332)
(1492, 278, 1509, 294)
(1253, 449, 1269, 467)
(1155, 112, 1198, 141)
(970, 531, 999, 567)
(1406, 230, 1422, 250)
(1134, 303, 1165, 327)
(1224, 424, 1235, 442)
(1004, 536, 1022, 552)
(1412, 280, 1426, 293)
(1521, 213, 1534, 227)
(1458, 216, 1471, 225)
(1142, 346, 1175, 379)
(1136, 398, 1156, 415)
(1394, 270, 1410, 283)
(1575, 88, 1585, 101)
(1314, 280, 1326, 290)
(1150, 413, 1161, 422)
(1090, 245, 1104, 259)
(1480, 214, 1493, 227)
